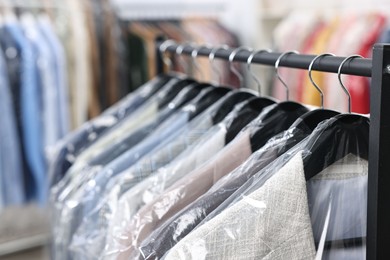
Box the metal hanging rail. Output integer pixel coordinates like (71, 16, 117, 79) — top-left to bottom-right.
(158, 42, 372, 76)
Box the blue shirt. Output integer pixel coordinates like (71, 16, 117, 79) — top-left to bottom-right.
(0, 48, 24, 205)
(37, 16, 70, 138)
(5, 21, 46, 204)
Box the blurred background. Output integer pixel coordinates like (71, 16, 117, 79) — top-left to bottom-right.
(0, 0, 388, 259)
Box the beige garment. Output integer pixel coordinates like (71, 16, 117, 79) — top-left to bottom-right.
(118, 130, 253, 259)
(83, 0, 102, 118)
(67, 0, 93, 128)
(102, 0, 119, 106)
(51, 1, 76, 128)
(165, 152, 316, 260)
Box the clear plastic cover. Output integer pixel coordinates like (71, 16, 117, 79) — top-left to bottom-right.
(103, 101, 309, 259)
(68, 95, 240, 258)
(138, 124, 312, 259)
(162, 117, 369, 260)
(50, 87, 233, 259)
(50, 77, 187, 259)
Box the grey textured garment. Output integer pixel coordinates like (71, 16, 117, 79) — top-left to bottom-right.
(164, 152, 316, 260)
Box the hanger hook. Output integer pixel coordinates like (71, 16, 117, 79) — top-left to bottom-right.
(338, 54, 363, 113)
(247, 49, 272, 95)
(175, 43, 189, 74)
(275, 51, 299, 101)
(159, 39, 176, 72)
(229, 47, 253, 88)
(308, 53, 335, 108)
(208, 45, 229, 85)
(191, 45, 205, 81)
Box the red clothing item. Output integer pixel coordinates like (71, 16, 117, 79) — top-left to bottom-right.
(347, 13, 386, 113)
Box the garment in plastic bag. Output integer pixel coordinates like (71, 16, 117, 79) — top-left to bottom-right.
(52, 109, 188, 260)
(52, 87, 229, 259)
(139, 122, 313, 259)
(69, 95, 258, 259)
(50, 79, 185, 259)
(113, 101, 302, 259)
(164, 117, 369, 260)
(68, 94, 244, 259)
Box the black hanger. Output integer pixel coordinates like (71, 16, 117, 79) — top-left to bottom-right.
(249, 102, 309, 151)
(157, 78, 197, 109)
(167, 83, 213, 110)
(303, 113, 369, 180)
(187, 86, 232, 120)
(303, 55, 369, 180)
(248, 50, 309, 151)
(225, 97, 276, 143)
(210, 90, 257, 124)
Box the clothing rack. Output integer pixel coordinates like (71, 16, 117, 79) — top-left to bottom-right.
(155, 40, 390, 260)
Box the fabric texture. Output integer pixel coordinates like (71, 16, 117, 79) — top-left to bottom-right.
(164, 152, 316, 260)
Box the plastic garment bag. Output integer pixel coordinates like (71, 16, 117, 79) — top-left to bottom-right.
(163, 118, 369, 260)
(51, 81, 193, 259)
(111, 102, 308, 259)
(67, 94, 250, 259)
(52, 109, 190, 260)
(139, 123, 313, 259)
(52, 87, 231, 259)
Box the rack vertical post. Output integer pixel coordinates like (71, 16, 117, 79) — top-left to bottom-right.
(367, 43, 390, 260)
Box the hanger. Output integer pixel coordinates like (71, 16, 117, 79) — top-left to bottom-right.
(303, 54, 369, 180)
(157, 42, 199, 109)
(224, 48, 279, 144)
(246, 49, 271, 95)
(249, 51, 309, 151)
(172, 43, 233, 120)
(206, 46, 260, 124)
(291, 53, 340, 132)
(164, 43, 222, 111)
(228, 46, 253, 88)
(208, 45, 229, 85)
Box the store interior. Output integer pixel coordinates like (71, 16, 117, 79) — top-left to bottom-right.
(0, 0, 389, 259)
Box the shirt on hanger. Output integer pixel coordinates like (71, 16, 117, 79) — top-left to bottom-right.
(37, 15, 70, 140)
(0, 46, 24, 205)
(21, 14, 60, 151)
(4, 18, 46, 204)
